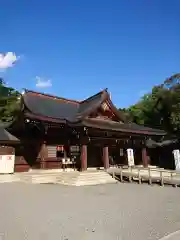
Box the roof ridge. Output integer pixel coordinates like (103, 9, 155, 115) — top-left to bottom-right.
(23, 89, 109, 105)
(80, 88, 108, 104)
(106, 97, 127, 123)
(24, 89, 80, 104)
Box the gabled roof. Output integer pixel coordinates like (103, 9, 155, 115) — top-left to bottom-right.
(76, 89, 107, 119)
(0, 124, 20, 143)
(21, 89, 166, 136)
(22, 89, 125, 123)
(23, 90, 79, 122)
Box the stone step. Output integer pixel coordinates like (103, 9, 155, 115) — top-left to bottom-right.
(78, 173, 112, 178)
(0, 174, 20, 183)
(16, 172, 73, 177)
(18, 171, 78, 184)
(77, 175, 114, 180)
(57, 178, 117, 186)
(80, 171, 108, 174)
(56, 172, 111, 179)
(80, 172, 108, 176)
(76, 179, 117, 186)
(16, 170, 117, 186)
(17, 170, 107, 177)
(20, 176, 57, 184)
(27, 169, 64, 174)
(56, 172, 117, 186)
(56, 176, 112, 181)
(19, 173, 62, 179)
(17, 172, 72, 178)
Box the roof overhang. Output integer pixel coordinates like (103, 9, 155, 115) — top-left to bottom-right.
(71, 118, 166, 136)
(0, 126, 20, 144)
(24, 112, 67, 124)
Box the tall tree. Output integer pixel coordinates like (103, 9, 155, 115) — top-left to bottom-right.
(121, 73, 180, 135)
(0, 78, 20, 122)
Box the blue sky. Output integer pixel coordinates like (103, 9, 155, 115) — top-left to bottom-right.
(0, 0, 179, 108)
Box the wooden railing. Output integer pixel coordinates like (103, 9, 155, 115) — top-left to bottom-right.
(108, 165, 180, 187)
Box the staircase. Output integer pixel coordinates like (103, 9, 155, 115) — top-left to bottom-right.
(16, 169, 117, 186)
(56, 170, 117, 186)
(15, 170, 59, 184)
(77, 171, 117, 186)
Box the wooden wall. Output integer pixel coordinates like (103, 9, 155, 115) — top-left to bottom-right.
(14, 142, 63, 172)
(0, 146, 14, 155)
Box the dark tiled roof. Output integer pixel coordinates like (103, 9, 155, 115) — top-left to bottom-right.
(23, 89, 111, 122)
(23, 91, 79, 122)
(0, 126, 20, 143)
(77, 90, 108, 118)
(77, 118, 166, 136)
(22, 89, 165, 135)
(146, 139, 178, 148)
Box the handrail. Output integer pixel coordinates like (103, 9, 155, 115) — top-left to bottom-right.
(110, 164, 180, 175)
(109, 165, 180, 187)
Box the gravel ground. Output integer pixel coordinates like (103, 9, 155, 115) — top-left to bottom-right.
(0, 182, 180, 240)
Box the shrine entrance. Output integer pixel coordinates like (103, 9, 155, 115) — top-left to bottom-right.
(87, 143, 103, 168)
(109, 146, 127, 166)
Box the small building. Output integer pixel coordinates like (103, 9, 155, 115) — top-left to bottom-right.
(147, 138, 179, 170)
(8, 89, 166, 172)
(0, 125, 20, 145)
(0, 125, 20, 173)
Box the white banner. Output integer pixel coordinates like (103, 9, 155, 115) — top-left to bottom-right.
(173, 149, 180, 171)
(120, 148, 124, 156)
(127, 148, 134, 167)
(0, 155, 15, 173)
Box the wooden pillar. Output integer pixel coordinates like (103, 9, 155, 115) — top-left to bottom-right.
(40, 143, 47, 169)
(81, 145, 87, 171)
(142, 147, 148, 167)
(103, 146, 109, 169)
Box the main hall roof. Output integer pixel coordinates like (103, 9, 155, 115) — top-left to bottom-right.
(21, 89, 166, 136)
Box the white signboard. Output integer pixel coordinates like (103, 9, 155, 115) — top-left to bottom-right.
(173, 149, 180, 171)
(0, 155, 15, 173)
(127, 148, 134, 167)
(120, 148, 124, 156)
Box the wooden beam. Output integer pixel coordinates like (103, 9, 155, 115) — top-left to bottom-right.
(81, 145, 87, 171)
(142, 148, 149, 167)
(103, 146, 109, 169)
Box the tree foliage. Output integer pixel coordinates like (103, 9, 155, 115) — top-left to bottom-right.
(121, 74, 180, 135)
(0, 78, 21, 122)
(1, 73, 180, 136)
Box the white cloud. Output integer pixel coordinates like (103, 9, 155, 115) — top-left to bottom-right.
(35, 76, 52, 88)
(0, 52, 20, 70)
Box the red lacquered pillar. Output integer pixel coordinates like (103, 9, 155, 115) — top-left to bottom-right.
(103, 146, 109, 169)
(81, 145, 87, 171)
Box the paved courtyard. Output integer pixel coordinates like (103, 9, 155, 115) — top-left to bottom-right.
(0, 182, 180, 240)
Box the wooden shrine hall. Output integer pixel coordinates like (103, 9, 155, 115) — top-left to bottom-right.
(8, 89, 166, 172)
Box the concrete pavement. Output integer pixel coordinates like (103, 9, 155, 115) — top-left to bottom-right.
(1, 182, 180, 239)
(160, 230, 180, 240)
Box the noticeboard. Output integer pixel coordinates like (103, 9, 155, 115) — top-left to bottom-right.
(173, 149, 180, 171)
(0, 155, 15, 173)
(127, 148, 135, 167)
(70, 146, 80, 156)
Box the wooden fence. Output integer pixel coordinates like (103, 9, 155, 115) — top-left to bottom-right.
(108, 165, 180, 187)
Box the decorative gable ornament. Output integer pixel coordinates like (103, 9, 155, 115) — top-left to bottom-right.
(101, 102, 109, 111)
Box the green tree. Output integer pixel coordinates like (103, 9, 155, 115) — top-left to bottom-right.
(0, 78, 21, 122)
(160, 73, 180, 133)
(121, 73, 180, 135)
